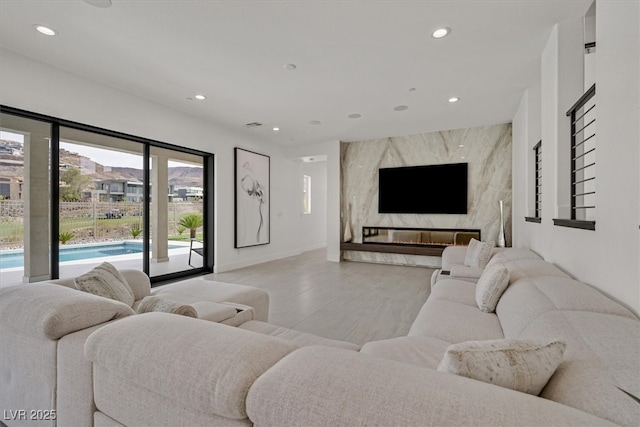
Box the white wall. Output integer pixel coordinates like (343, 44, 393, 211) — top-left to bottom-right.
(286, 140, 341, 262)
(512, 3, 640, 314)
(0, 48, 320, 273)
(299, 160, 328, 250)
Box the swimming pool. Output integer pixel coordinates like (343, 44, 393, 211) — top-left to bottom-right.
(0, 242, 183, 269)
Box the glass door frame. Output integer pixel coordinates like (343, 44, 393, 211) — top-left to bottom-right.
(1, 105, 214, 285)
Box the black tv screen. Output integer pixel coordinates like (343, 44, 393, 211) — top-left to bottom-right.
(378, 163, 468, 214)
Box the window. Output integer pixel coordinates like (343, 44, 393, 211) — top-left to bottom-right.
(302, 175, 311, 214)
(0, 106, 214, 287)
(554, 84, 596, 230)
(525, 141, 542, 223)
(553, 3, 596, 231)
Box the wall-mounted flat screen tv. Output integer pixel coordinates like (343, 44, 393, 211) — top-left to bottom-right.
(378, 163, 468, 214)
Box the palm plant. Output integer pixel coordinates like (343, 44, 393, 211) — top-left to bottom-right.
(130, 223, 142, 239)
(178, 214, 203, 239)
(59, 231, 74, 244)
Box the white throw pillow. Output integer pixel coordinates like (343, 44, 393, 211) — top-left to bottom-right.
(475, 261, 509, 313)
(75, 262, 135, 307)
(464, 238, 494, 268)
(437, 339, 566, 395)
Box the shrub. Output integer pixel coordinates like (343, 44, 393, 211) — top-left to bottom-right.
(59, 231, 74, 244)
(178, 214, 203, 239)
(130, 224, 142, 239)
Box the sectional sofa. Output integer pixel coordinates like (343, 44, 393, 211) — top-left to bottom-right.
(1, 247, 639, 426)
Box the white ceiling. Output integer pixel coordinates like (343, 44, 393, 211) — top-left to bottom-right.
(0, 0, 592, 147)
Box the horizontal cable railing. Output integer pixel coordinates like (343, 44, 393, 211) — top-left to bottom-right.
(534, 141, 542, 218)
(567, 84, 596, 221)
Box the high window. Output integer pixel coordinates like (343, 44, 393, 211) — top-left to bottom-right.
(303, 175, 311, 214)
(553, 2, 597, 231)
(526, 140, 542, 223)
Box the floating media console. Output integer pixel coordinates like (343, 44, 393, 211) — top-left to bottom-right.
(341, 226, 481, 257)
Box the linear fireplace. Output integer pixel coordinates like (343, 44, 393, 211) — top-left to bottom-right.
(362, 226, 481, 247)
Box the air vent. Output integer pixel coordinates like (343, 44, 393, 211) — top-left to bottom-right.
(244, 122, 263, 128)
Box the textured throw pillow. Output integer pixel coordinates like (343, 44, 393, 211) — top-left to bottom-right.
(437, 339, 566, 395)
(464, 238, 494, 268)
(137, 296, 198, 318)
(475, 261, 510, 312)
(75, 262, 135, 307)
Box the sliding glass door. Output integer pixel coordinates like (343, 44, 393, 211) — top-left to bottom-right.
(0, 107, 213, 287)
(149, 146, 205, 276)
(57, 127, 145, 279)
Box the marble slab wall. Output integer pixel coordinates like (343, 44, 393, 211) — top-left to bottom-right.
(341, 124, 512, 262)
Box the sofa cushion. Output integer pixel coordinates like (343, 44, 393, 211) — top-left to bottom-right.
(500, 259, 570, 284)
(438, 339, 566, 395)
(408, 299, 504, 343)
(152, 279, 269, 322)
(475, 261, 510, 313)
(496, 276, 638, 339)
(449, 264, 484, 280)
(74, 262, 135, 307)
(0, 283, 134, 340)
(360, 336, 452, 369)
(517, 310, 640, 426)
(464, 238, 494, 268)
(246, 346, 616, 427)
(136, 295, 197, 317)
(429, 278, 478, 307)
(491, 248, 541, 263)
(86, 313, 297, 422)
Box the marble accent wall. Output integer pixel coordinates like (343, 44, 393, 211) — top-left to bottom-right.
(341, 124, 512, 257)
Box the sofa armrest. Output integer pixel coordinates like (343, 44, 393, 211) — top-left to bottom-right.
(247, 346, 615, 426)
(441, 245, 468, 270)
(450, 264, 484, 280)
(0, 283, 134, 340)
(85, 313, 297, 425)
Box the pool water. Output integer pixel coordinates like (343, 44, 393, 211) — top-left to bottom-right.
(0, 242, 182, 269)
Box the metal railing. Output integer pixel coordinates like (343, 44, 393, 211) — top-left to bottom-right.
(567, 84, 596, 222)
(533, 140, 542, 218)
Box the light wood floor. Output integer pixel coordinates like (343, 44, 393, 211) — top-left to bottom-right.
(209, 248, 433, 346)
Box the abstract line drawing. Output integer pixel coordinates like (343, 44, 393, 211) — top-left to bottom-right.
(234, 148, 270, 248)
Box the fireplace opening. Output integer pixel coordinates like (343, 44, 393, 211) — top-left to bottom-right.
(362, 226, 480, 247)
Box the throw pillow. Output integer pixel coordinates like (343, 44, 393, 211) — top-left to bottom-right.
(464, 238, 494, 268)
(437, 339, 566, 395)
(475, 261, 510, 312)
(137, 296, 198, 318)
(75, 262, 135, 307)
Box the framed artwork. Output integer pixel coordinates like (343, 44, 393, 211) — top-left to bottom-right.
(234, 147, 270, 248)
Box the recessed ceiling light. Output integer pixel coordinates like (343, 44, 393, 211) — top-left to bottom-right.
(34, 25, 56, 36)
(309, 120, 322, 125)
(348, 113, 362, 119)
(459, 144, 465, 148)
(284, 63, 297, 71)
(448, 97, 460, 103)
(194, 94, 206, 100)
(83, 0, 112, 8)
(432, 27, 451, 39)
(393, 105, 409, 111)
(273, 127, 280, 131)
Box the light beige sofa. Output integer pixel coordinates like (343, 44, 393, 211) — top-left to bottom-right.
(81, 248, 639, 426)
(0, 270, 270, 427)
